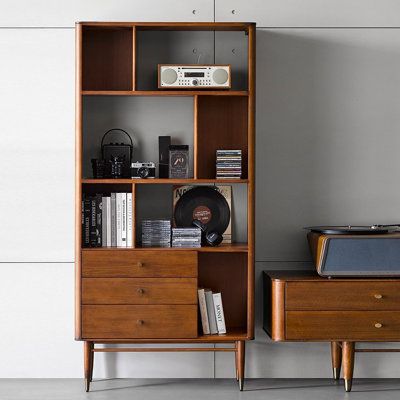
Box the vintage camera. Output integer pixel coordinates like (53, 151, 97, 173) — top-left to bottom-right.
(131, 162, 156, 179)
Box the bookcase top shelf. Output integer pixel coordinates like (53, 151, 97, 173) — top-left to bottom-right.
(77, 21, 255, 32)
(82, 243, 249, 253)
(81, 90, 249, 97)
(82, 179, 249, 185)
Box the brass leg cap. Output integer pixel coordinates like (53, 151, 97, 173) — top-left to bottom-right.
(345, 379, 352, 392)
(238, 378, 244, 391)
(85, 378, 90, 392)
(333, 367, 340, 380)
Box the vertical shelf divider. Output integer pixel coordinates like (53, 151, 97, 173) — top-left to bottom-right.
(193, 95, 198, 179)
(132, 26, 136, 91)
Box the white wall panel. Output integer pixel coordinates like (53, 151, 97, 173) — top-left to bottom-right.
(0, 0, 213, 27)
(0, 30, 74, 262)
(256, 28, 400, 262)
(216, 0, 400, 27)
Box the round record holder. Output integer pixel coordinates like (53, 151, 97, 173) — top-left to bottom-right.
(174, 186, 230, 234)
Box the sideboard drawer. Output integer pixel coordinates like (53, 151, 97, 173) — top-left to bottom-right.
(82, 305, 197, 339)
(82, 250, 197, 278)
(82, 278, 197, 305)
(286, 311, 400, 340)
(286, 281, 400, 311)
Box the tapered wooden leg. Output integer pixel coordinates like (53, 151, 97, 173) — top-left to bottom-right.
(236, 340, 245, 391)
(234, 344, 239, 381)
(342, 341, 355, 392)
(84, 341, 94, 392)
(331, 341, 342, 380)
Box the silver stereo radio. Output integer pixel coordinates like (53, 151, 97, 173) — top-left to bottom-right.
(158, 64, 231, 89)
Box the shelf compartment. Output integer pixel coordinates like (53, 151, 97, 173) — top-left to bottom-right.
(195, 96, 248, 179)
(82, 26, 134, 91)
(198, 252, 249, 333)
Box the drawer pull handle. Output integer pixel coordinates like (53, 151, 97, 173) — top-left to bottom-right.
(137, 319, 144, 325)
(136, 262, 144, 267)
(374, 294, 383, 299)
(137, 288, 145, 295)
(374, 323, 383, 329)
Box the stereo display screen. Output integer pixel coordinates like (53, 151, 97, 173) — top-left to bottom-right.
(184, 72, 204, 77)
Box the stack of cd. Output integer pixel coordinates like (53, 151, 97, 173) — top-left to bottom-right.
(141, 219, 171, 247)
(216, 150, 242, 179)
(172, 227, 202, 248)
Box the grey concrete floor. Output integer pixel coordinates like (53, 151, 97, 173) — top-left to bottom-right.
(1, 379, 400, 400)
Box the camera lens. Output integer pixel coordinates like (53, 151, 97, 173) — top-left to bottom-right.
(138, 167, 149, 178)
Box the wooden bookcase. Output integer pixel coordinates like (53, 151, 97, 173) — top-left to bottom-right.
(75, 22, 255, 392)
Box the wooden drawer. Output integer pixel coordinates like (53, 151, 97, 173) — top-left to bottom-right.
(82, 305, 197, 339)
(286, 311, 400, 340)
(286, 281, 400, 311)
(82, 250, 197, 278)
(82, 278, 197, 305)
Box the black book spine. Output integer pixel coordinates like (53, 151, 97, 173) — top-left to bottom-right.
(95, 193, 102, 247)
(83, 197, 91, 248)
(89, 196, 97, 247)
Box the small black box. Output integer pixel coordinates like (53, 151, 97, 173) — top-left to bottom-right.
(159, 136, 171, 178)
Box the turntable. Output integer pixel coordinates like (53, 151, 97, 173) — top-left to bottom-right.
(305, 225, 400, 277)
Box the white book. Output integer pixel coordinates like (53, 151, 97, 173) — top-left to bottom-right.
(198, 289, 210, 335)
(111, 193, 117, 247)
(127, 193, 133, 247)
(205, 290, 218, 334)
(106, 197, 111, 247)
(101, 196, 107, 247)
(212, 293, 226, 334)
(116, 193, 123, 247)
(121, 193, 127, 247)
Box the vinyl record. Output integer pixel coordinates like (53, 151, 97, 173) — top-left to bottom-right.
(174, 186, 230, 234)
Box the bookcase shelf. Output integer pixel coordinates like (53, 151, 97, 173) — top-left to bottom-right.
(82, 178, 249, 184)
(82, 90, 249, 96)
(76, 21, 255, 391)
(82, 243, 249, 252)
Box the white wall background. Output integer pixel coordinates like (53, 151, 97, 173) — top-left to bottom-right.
(1, 0, 400, 378)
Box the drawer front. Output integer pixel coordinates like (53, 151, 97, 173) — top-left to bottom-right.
(82, 278, 197, 305)
(286, 311, 400, 340)
(82, 305, 197, 339)
(82, 250, 197, 278)
(286, 281, 400, 311)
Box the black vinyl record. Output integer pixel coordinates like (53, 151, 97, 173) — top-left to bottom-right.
(174, 186, 230, 234)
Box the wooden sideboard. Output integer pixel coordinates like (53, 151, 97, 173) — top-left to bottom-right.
(263, 270, 400, 392)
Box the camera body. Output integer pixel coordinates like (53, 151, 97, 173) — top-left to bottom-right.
(131, 162, 156, 179)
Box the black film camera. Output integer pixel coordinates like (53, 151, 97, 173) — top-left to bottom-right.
(131, 162, 156, 179)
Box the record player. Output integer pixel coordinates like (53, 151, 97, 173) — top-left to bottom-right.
(305, 225, 400, 277)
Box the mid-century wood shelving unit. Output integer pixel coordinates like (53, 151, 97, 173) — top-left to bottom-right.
(75, 21, 255, 392)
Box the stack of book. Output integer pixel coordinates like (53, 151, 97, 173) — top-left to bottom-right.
(82, 192, 133, 248)
(142, 219, 171, 247)
(172, 227, 202, 248)
(198, 289, 226, 335)
(216, 149, 242, 179)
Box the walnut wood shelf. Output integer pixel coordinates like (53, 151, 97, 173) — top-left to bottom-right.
(82, 243, 249, 253)
(82, 178, 249, 184)
(82, 90, 249, 96)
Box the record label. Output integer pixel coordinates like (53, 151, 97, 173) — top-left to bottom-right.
(193, 205, 211, 224)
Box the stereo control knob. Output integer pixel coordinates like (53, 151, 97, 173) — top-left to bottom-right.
(213, 68, 229, 85)
(161, 68, 178, 85)
(192, 79, 199, 86)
